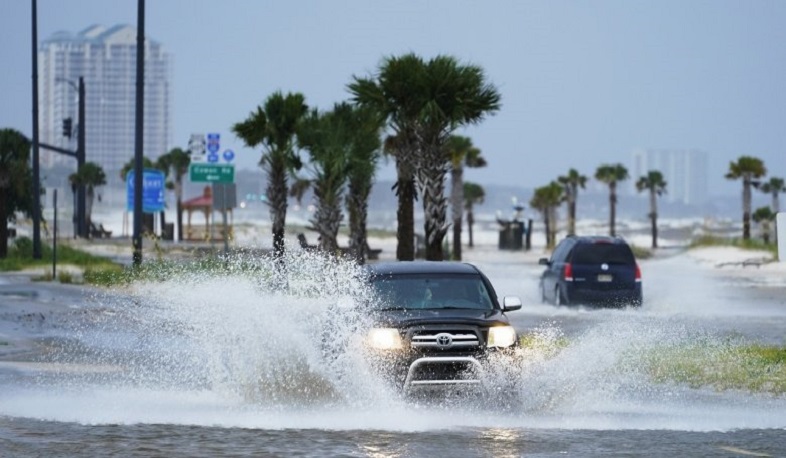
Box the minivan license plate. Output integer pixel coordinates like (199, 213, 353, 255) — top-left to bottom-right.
(597, 274, 613, 282)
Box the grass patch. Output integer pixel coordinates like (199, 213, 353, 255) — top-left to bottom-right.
(630, 245, 653, 260)
(0, 236, 120, 276)
(82, 255, 273, 288)
(643, 343, 786, 394)
(690, 235, 777, 256)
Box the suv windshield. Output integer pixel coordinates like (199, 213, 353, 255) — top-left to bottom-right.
(571, 244, 635, 265)
(370, 274, 494, 311)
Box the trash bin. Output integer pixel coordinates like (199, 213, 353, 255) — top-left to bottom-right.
(162, 223, 175, 241)
(498, 221, 524, 250)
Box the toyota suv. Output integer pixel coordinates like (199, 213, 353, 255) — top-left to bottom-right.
(362, 261, 522, 393)
(539, 235, 642, 307)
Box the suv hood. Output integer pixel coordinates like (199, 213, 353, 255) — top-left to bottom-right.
(374, 308, 510, 328)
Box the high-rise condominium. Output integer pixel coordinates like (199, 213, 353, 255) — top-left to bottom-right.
(631, 149, 708, 205)
(38, 24, 171, 186)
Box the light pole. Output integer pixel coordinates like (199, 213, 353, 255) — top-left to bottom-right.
(31, 0, 41, 258)
(54, 76, 86, 238)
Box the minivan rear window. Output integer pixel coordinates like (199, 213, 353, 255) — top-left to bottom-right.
(571, 244, 635, 265)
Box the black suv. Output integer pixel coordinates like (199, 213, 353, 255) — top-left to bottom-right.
(363, 261, 522, 393)
(539, 236, 642, 307)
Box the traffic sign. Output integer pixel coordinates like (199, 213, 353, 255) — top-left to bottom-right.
(223, 149, 235, 162)
(188, 133, 206, 157)
(126, 169, 166, 213)
(207, 133, 220, 154)
(207, 153, 219, 163)
(189, 163, 234, 183)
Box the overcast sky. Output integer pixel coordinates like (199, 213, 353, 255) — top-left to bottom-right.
(1, 0, 784, 196)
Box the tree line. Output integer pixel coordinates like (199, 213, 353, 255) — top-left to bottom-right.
(2, 52, 784, 261)
(530, 156, 783, 250)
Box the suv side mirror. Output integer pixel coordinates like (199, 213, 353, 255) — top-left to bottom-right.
(502, 296, 522, 311)
(538, 258, 550, 266)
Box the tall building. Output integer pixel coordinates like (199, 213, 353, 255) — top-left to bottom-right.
(38, 24, 171, 186)
(631, 149, 708, 205)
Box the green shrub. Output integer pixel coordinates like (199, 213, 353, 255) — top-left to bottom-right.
(690, 235, 777, 255)
(57, 270, 74, 284)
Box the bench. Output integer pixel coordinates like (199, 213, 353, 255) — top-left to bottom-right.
(90, 223, 112, 239)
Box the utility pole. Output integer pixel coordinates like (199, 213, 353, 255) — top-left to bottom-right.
(77, 76, 86, 238)
(133, 0, 145, 265)
(31, 0, 41, 259)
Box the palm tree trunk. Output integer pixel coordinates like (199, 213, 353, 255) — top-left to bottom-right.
(649, 189, 658, 249)
(395, 157, 416, 261)
(268, 158, 288, 260)
(467, 208, 475, 248)
(451, 166, 463, 260)
(568, 195, 576, 236)
(417, 146, 448, 261)
(86, 186, 95, 234)
(347, 190, 369, 264)
(743, 178, 752, 240)
(609, 183, 617, 237)
(549, 205, 558, 248)
(312, 181, 342, 256)
(0, 187, 8, 258)
(175, 177, 184, 242)
(542, 211, 551, 249)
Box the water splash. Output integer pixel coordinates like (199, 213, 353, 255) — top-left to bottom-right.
(1, 249, 785, 431)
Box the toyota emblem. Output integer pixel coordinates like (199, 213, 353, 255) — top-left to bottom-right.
(435, 333, 453, 348)
(601, 263, 609, 271)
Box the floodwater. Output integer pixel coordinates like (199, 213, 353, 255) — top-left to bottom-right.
(1, 249, 785, 457)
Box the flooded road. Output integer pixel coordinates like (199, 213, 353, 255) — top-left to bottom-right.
(1, 250, 785, 457)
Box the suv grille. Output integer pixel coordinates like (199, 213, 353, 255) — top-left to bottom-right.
(409, 328, 480, 350)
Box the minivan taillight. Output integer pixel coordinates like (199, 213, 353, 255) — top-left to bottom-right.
(635, 264, 642, 282)
(564, 263, 573, 282)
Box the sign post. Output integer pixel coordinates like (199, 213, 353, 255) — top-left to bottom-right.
(778, 212, 785, 262)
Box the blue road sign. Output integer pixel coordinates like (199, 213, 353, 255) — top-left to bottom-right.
(126, 169, 166, 213)
(223, 149, 235, 162)
(208, 153, 219, 163)
(207, 133, 220, 154)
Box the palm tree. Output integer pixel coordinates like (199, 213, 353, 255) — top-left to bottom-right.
(463, 181, 485, 248)
(120, 156, 155, 182)
(557, 168, 587, 236)
(69, 162, 106, 234)
(351, 53, 501, 261)
(0, 128, 33, 258)
(349, 54, 424, 260)
(725, 156, 767, 240)
(752, 206, 775, 244)
(296, 103, 354, 255)
(530, 182, 564, 249)
(413, 56, 501, 261)
(760, 177, 785, 213)
(595, 163, 629, 237)
(345, 105, 383, 265)
(635, 170, 667, 249)
(445, 135, 485, 260)
(159, 148, 191, 241)
(233, 91, 308, 260)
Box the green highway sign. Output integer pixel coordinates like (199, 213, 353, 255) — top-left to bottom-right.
(189, 163, 235, 183)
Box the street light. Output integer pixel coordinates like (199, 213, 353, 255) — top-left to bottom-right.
(54, 76, 86, 239)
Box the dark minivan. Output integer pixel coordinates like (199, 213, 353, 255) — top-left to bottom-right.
(539, 236, 642, 307)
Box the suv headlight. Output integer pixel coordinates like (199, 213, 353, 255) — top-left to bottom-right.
(368, 328, 403, 350)
(487, 326, 517, 348)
